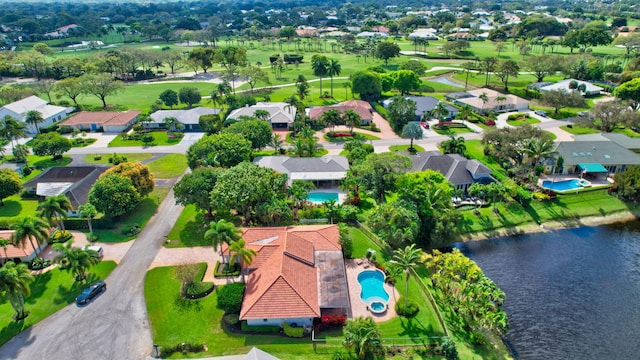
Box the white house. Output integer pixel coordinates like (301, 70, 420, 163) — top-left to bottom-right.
(148, 107, 220, 132)
(226, 102, 296, 129)
(0, 96, 73, 134)
(534, 79, 604, 97)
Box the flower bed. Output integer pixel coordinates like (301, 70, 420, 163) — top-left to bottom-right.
(431, 121, 468, 129)
(328, 132, 354, 138)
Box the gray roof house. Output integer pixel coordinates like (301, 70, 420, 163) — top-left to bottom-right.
(253, 156, 349, 186)
(23, 166, 108, 215)
(227, 102, 296, 129)
(147, 107, 220, 132)
(0, 95, 74, 134)
(529, 79, 603, 97)
(410, 151, 495, 191)
(382, 96, 458, 121)
(549, 141, 640, 174)
(573, 133, 640, 152)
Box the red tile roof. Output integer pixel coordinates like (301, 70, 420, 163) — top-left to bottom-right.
(0, 230, 33, 259)
(60, 111, 140, 127)
(239, 225, 341, 321)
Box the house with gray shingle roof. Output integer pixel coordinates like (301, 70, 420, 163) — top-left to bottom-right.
(410, 151, 495, 191)
(147, 107, 220, 132)
(227, 102, 296, 129)
(573, 133, 640, 152)
(549, 141, 640, 174)
(253, 156, 349, 186)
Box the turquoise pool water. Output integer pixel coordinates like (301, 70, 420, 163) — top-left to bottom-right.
(357, 270, 389, 303)
(541, 179, 589, 191)
(307, 192, 339, 204)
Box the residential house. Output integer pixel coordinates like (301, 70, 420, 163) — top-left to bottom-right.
(59, 110, 140, 133)
(528, 79, 603, 97)
(147, 107, 219, 132)
(23, 166, 108, 216)
(254, 156, 349, 187)
(548, 141, 640, 174)
(226, 102, 296, 129)
(0, 96, 73, 134)
(308, 100, 374, 126)
(410, 151, 495, 191)
(446, 88, 529, 115)
(382, 96, 458, 121)
(236, 225, 349, 327)
(356, 31, 388, 38)
(0, 230, 48, 263)
(242, 347, 281, 360)
(407, 28, 439, 40)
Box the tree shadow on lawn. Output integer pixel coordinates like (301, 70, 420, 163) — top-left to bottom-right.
(0, 200, 22, 217)
(397, 316, 434, 339)
(178, 217, 208, 247)
(24, 271, 53, 305)
(173, 294, 203, 313)
(0, 319, 32, 346)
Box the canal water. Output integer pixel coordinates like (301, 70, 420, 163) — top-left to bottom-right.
(456, 222, 640, 360)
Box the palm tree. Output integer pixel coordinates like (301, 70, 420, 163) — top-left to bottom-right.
(163, 117, 179, 132)
(0, 115, 26, 151)
(520, 138, 556, 166)
(10, 216, 50, 260)
(229, 238, 257, 283)
(78, 203, 98, 239)
(311, 54, 329, 97)
(343, 110, 362, 134)
(204, 219, 241, 267)
(342, 317, 382, 360)
(0, 238, 9, 264)
(12, 144, 29, 163)
(321, 109, 342, 132)
(401, 122, 423, 151)
(457, 104, 474, 121)
(0, 261, 35, 320)
(433, 102, 450, 124)
(268, 134, 285, 154)
(390, 244, 424, 315)
(441, 135, 466, 155)
(53, 240, 100, 282)
(253, 110, 270, 121)
(37, 194, 72, 230)
(327, 58, 342, 98)
(24, 110, 45, 135)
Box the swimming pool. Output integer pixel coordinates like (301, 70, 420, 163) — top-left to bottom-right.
(307, 192, 339, 204)
(541, 179, 591, 191)
(357, 270, 389, 304)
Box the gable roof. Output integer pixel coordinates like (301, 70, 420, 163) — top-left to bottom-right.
(0, 230, 32, 259)
(240, 225, 347, 321)
(253, 156, 349, 185)
(410, 151, 493, 185)
(455, 88, 529, 110)
(244, 347, 281, 360)
(382, 96, 458, 117)
(227, 102, 295, 124)
(149, 107, 219, 125)
(309, 100, 373, 121)
(1, 95, 69, 120)
(554, 141, 640, 166)
(60, 111, 140, 127)
(23, 166, 108, 208)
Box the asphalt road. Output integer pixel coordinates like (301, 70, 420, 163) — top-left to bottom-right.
(0, 186, 184, 360)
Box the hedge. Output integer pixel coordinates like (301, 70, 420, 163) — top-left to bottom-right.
(216, 283, 245, 314)
(283, 322, 305, 338)
(63, 218, 115, 230)
(241, 321, 281, 333)
(214, 261, 241, 277)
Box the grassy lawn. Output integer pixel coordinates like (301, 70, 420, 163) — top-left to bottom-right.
(613, 128, 640, 138)
(431, 125, 472, 135)
(165, 205, 209, 248)
(389, 144, 426, 153)
(506, 117, 541, 126)
(419, 80, 463, 93)
(0, 261, 116, 347)
(107, 132, 183, 147)
(145, 265, 331, 359)
(92, 187, 170, 242)
(0, 195, 39, 226)
(82, 153, 153, 165)
(146, 154, 188, 178)
(323, 131, 380, 142)
(464, 140, 508, 181)
(559, 125, 600, 135)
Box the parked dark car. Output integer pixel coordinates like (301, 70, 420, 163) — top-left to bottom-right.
(76, 281, 106, 305)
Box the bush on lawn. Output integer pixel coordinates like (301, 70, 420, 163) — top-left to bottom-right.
(49, 229, 73, 244)
(183, 281, 214, 299)
(122, 225, 141, 237)
(395, 297, 420, 317)
(507, 113, 529, 121)
(28, 258, 52, 270)
(485, 119, 496, 126)
(315, 314, 347, 330)
(223, 313, 240, 326)
(216, 283, 245, 314)
(159, 342, 206, 357)
(214, 261, 240, 277)
(283, 322, 306, 338)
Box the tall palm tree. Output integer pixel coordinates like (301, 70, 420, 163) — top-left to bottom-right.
(389, 244, 424, 314)
(204, 219, 242, 266)
(229, 238, 257, 283)
(0, 115, 26, 151)
(327, 58, 341, 98)
(520, 137, 556, 166)
(343, 317, 382, 360)
(0, 238, 10, 264)
(24, 110, 45, 135)
(37, 194, 72, 230)
(0, 261, 35, 320)
(78, 203, 98, 239)
(311, 54, 329, 97)
(320, 109, 342, 132)
(53, 240, 100, 282)
(10, 216, 50, 260)
(343, 110, 362, 134)
(441, 135, 466, 155)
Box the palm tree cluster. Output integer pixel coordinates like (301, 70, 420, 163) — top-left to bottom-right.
(204, 219, 256, 283)
(320, 109, 363, 134)
(424, 249, 508, 339)
(290, 126, 321, 157)
(53, 240, 100, 281)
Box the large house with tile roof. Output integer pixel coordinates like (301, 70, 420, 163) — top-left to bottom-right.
(59, 110, 140, 133)
(446, 88, 529, 115)
(253, 156, 349, 186)
(308, 100, 374, 126)
(235, 225, 349, 327)
(146, 107, 220, 132)
(226, 102, 296, 129)
(0, 230, 48, 263)
(410, 151, 495, 191)
(0, 96, 73, 134)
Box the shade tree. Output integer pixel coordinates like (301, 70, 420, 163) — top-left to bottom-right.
(401, 122, 423, 151)
(89, 174, 141, 218)
(0, 169, 22, 206)
(539, 89, 586, 114)
(345, 152, 411, 203)
(351, 71, 382, 102)
(31, 132, 72, 160)
(186, 133, 252, 169)
(81, 73, 124, 108)
(386, 96, 417, 132)
(158, 89, 179, 108)
(178, 87, 202, 108)
(104, 162, 154, 198)
(222, 119, 273, 150)
(174, 167, 224, 216)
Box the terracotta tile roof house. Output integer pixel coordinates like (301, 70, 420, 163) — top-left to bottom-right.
(0, 230, 48, 263)
(447, 88, 529, 115)
(308, 100, 374, 126)
(226, 102, 296, 129)
(236, 225, 349, 327)
(60, 110, 140, 133)
(147, 107, 220, 132)
(253, 156, 349, 186)
(410, 151, 495, 191)
(0, 96, 74, 134)
(23, 166, 108, 213)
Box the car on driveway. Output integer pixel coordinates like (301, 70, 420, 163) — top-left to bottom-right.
(534, 110, 548, 117)
(76, 281, 106, 305)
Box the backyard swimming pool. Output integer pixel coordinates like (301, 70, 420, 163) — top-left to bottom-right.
(306, 191, 339, 204)
(357, 270, 389, 308)
(541, 179, 591, 192)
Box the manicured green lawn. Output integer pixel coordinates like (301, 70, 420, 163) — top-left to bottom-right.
(464, 140, 508, 181)
(0, 261, 116, 347)
(0, 195, 39, 226)
(431, 124, 472, 135)
(323, 131, 380, 142)
(82, 153, 153, 165)
(146, 154, 188, 178)
(419, 80, 463, 93)
(92, 187, 170, 242)
(389, 144, 426, 153)
(506, 117, 541, 126)
(559, 125, 600, 135)
(165, 205, 209, 248)
(107, 132, 183, 147)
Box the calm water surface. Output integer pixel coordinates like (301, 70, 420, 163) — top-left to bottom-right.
(456, 222, 640, 360)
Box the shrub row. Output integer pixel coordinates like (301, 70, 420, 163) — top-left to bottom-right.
(315, 314, 346, 330)
(432, 121, 467, 129)
(507, 113, 530, 121)
(49, 229, 73, 244)
(240, 321, 281, 333)
(283, 322, 305, 338)
(62, 218, 115, 230)
(182, 281, 215, 299)
(159, 342, 206, 358)
(214, 261, 241, 277)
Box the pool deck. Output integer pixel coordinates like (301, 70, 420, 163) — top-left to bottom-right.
(345, 259, 399, 322)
